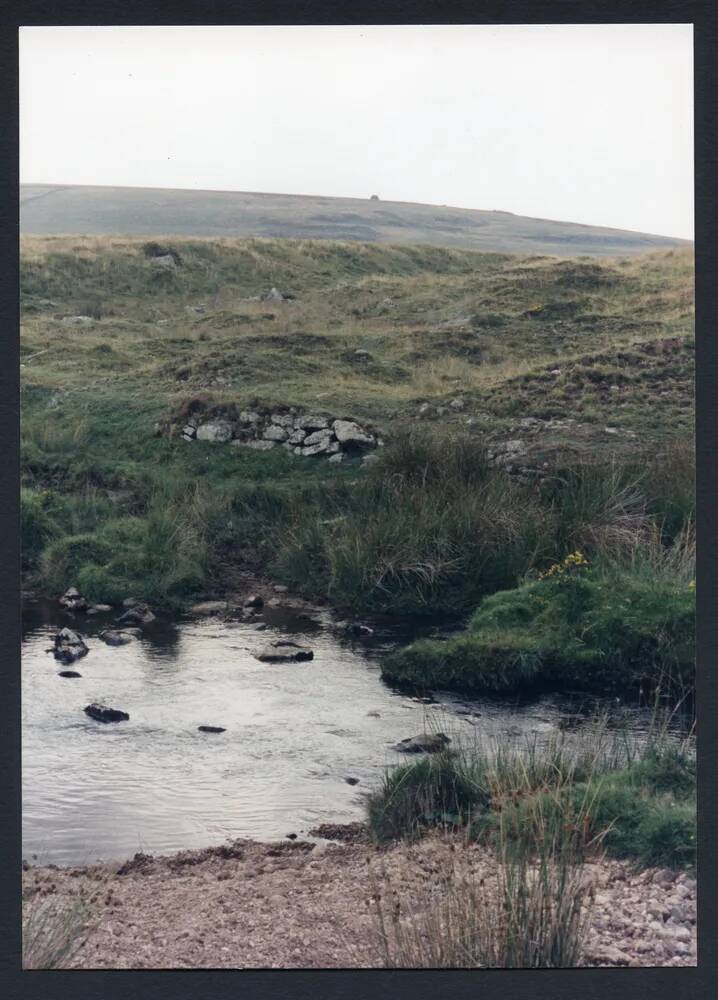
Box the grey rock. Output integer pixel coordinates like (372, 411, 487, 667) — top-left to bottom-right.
(449, 397, 465, 411)
(327, 452, 345, 464)
(287, 428, 307, 445)
(150, 254, 176, 270)
(393, 733, 451, 754)
(333, 419, 375, 447)
(263, 424, 289, 442)
(244, 595, 264, 608)
(270, 413, 295, 427)
(303, 428, 334, 446)
(243, 440, 276, 451)
(53, 627, 88, 663)
(301, 440, 338, 457)
(262, 287, 285, 302)
(238, 410, 261, 425)
(191, 601, 228, 615)
(117, 603, 156, 626)
(294, 415, 329, 431)
(61, 315, 93, 325)
(99, 630, 134, 646)
(84, 703, 130, 723)
(196, 420, 233, 443)
(254, 640, 314, 663)
(59, 587, 88, 612)
(181, 424, 197, 438)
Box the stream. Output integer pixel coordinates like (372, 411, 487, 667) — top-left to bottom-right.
(22, 596, 685, 866)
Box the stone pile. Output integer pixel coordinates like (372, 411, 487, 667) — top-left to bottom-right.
(178, 409, 381, 463)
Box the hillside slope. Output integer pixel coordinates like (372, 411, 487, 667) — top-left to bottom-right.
(20, 236, 694, 612)
(19, 184, 690, 257)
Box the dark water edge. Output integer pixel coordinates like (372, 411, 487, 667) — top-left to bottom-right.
(22, 596, 692, 867)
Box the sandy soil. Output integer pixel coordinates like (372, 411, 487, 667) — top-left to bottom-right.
(22, 829, 696, 969)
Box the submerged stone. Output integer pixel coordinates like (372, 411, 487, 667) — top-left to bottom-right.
(254, 640, 314, 663)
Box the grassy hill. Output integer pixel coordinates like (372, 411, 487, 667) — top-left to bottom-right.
(20, 236, 694, 627)
(19, 184, 691, 257)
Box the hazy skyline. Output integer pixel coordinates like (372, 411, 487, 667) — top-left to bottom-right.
(20, 24, 694, 239)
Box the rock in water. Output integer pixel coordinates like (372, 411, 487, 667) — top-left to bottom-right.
(344, 623, 374, 637)
(53, 627, 89, 663)
(117, 603, 156, 625)
(198, 725, 226, 734)
(59, 587, 88, 612)
(99, 630, 134, 646)
(254, 640, 314, 663)
(84, 703, 130, 723)
(393, 733, 451, 754)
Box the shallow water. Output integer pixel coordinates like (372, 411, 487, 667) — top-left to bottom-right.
(22, 597, 684, 866)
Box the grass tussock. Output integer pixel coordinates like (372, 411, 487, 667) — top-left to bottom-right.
(22, 892, 90, 969)
(365, 723, 695, 967)
(368, 834, 588, 968)
(367, 726, 695, 871)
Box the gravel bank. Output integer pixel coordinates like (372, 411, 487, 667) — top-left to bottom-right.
(22, 834, 696, 969)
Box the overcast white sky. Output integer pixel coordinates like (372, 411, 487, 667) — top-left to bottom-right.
(20, 24, 694, 239)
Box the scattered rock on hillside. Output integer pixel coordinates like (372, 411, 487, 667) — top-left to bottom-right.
(270, 413, 295, 428)
(150, 254, 176, 271)
(254, 640, 314, 663)
(196, 420, 233, 443)
(295, 415, 330, 431)
(393, 733, 451, 754)
(59, 587, 88, 612)
(61, 315, 93, 326)
(333, 419, 375, 447)
(263, 425, 289, 442)
(84, 703, 130, 724)
(167, 406, 380, 462)
(53, 627, 88, 663)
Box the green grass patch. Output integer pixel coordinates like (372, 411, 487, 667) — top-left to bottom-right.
(382, 565, 695, 697)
